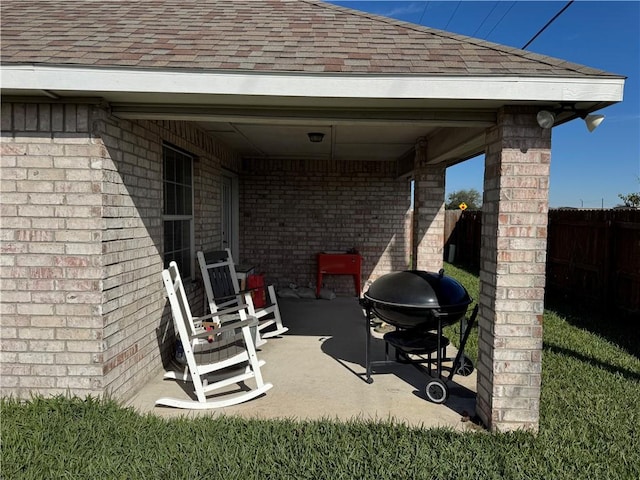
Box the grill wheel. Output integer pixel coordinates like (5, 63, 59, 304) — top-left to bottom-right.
(456, 356, 474, 377)
(425, 378, 448, 403)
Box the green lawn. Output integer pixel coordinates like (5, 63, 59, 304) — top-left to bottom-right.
(2, 264, 639, 479)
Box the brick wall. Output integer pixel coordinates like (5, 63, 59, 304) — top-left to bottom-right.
(240, 159, 412, 295)
(2, 100, 413, 400)
(476, 106, 550, 432)
(96, 110, 165, 398)
(96, 115, 241, 399)
(1, 101, 239, 401)
(1, 102, 105, 396)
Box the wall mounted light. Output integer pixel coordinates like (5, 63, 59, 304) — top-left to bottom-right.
(536, 105, 605, 133)
(307, 132, 325, 143)
(536, 110, 556, 129)
(584, 114, 605, 133)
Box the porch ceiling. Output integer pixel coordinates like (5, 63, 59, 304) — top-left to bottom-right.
(1, 82, 618, 167)
(106, 94, 501, 164)
(1, 0, 625, 167)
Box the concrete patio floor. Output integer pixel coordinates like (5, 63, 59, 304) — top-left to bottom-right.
(127, 296, 479, 431)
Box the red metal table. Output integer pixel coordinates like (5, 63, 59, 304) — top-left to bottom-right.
(316, 252, 362, 297)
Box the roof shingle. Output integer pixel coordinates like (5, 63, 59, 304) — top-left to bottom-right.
(0, 0, 620, 78)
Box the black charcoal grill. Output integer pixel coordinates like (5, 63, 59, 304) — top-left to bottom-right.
(361, 269, 477, 403)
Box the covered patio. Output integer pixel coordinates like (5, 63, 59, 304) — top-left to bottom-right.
(1, 0, 625, 432)
(127, 296, 478, 430)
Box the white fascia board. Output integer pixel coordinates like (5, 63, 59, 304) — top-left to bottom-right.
(1, 64, 625, 102)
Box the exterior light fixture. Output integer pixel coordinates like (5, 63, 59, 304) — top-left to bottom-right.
(536, 110, 556, 129)
(584, 114, 605, 133)
(307, 132, 325, 143)
(536, 107, 605, 133)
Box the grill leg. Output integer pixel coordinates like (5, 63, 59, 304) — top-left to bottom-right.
(365, 304, 373, 383)
(436, 317, 443, 377)
(448, 304, 479, 381)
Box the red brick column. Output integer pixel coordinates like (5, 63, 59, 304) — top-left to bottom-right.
(412, 138, 445, 272)
(476, 106, 550, 432)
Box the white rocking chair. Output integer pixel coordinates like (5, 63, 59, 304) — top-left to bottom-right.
(197, 249, 288, 341)
(157, 261, 272, 409)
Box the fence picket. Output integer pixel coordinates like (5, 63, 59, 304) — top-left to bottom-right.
(443, 209, 640, 314)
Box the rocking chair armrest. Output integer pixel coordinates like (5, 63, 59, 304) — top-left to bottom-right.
(204, 312, 243, 327)
(193, 304, 250, 324)
(211, 316, 259, 335)
(191, 316, 258, 340)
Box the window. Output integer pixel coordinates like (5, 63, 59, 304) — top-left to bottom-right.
(163, 144, 194, 278)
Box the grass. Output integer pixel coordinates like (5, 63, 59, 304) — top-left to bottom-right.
(2, 264, 639, 479)
(441, 263, 480, 362)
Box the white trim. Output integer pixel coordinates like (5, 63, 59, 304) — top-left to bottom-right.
(162, 143, 195, 279)
(1, 65, 625, 102)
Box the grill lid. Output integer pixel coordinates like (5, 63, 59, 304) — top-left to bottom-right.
(364, 269, 471, 309)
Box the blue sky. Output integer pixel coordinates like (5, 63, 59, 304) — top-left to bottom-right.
(328, 1, 640, 208)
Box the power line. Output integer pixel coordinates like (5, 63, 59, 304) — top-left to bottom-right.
(444, 1, 461, 30)
(522, 0, 574, 49)
(483, 1, 517, 40)
(418, 2, 429, 25)
(472, 1, 500, 37)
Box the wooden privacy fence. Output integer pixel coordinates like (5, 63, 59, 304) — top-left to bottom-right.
(444, 210, 481, 269)
(444, 209, 640, 313)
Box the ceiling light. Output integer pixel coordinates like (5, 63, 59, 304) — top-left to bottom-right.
(307, 132, 325, 143)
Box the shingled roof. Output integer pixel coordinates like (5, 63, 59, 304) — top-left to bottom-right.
(0, 0, 619, 78)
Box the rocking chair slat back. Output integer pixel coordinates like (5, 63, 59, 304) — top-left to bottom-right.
(198, 250, 242, 312)
(197, 249, 289, 340)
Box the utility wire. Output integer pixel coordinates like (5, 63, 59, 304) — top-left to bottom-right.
(522, 0, 574, 49)
(472, 1, 500, 37)
(418, 1, 429, 25)
(483, 1, 516, 40)
(444, 1, 461, 30)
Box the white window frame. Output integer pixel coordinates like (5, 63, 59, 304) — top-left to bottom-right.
(162, 143, 195, 279)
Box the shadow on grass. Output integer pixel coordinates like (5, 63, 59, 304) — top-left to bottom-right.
(545, 299, 640, 360)
(448, 262, 638, 361)
(543, 341, 640, 382)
